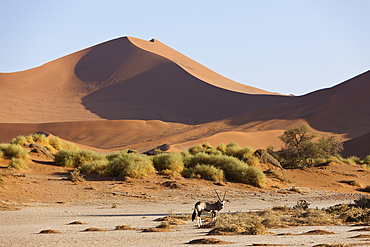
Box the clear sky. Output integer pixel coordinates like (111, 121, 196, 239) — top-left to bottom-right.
(1, 0, 370, 95)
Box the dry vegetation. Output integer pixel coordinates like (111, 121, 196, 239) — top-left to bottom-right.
(155, 198, 370, 236)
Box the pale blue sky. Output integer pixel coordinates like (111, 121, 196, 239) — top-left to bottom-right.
(1, 0, 370, 95)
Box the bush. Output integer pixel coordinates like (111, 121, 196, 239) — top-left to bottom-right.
(224, 141, 241, 157)
(183, 164, 225, 181)
(10, 135, 29, 146)
(231, 147, 255, 161)
(188, 143, 221, 156)
(99, 153, 155, 178)
(153, 153, 184, 173)
(30, 133, 49, 146)
(216, 143, 227, 152)
(363, 155, 370, 165)
(54, 149, 103, 168)
(78, 159, 109, 174)
(9, 157, 29, 170)
(184, 153, 266, 187)
(0, 144, 30, 161)
(278, 125, 343, 168)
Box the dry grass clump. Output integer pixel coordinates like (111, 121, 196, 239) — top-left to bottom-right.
(314, 244, 357, 247)
(68, 170, 85, 182)
(187, 238, 231, 245)
(83, 227, 107, 232)
(340, 179, 361, 187)
(39, 229, 61, 234)
(68, 221, 85, 225)
(301, 229, 335, 235)
(142, 222, 176, 232)
(115, 224, 135, 230)
(206, 202, 350, 236)
(155, 214, 189, 225)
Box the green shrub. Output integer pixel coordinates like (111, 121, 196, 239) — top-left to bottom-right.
(0, 144, 30, 161)
(153, 153, 184, 173)
(363, 155, 370, 165)
(188, 144, 204, 155)
(9, 157, 28, 170)
(278, 125, 343, 168)
(54, 149, 102, 168)
(48, 137, 64, 150)
(216, 143, 227, 152)
(100, 153, 154, 178)
(34, 133, 49, 145)
(184, 153, 266, 187)
(78, 159, 109, 174)
(224, 141, 241, 157)
(344, 156, 361, 165)
(231, 147, 255, 160)
(245, 156, 260, 168)
(10, 135, 28, 146)
(183, 164, 224, 181)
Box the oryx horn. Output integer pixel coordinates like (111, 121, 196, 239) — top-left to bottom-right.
(214, 189, 221, 201)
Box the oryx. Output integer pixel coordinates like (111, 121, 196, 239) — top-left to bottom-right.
(192, 189, 227, 227)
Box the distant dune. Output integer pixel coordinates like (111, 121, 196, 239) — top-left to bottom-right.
(0, 36, 369, 157)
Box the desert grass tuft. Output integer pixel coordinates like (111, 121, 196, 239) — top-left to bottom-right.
(142, 221, 175, 232)
(83, 227, 107, 232)
(187, 238, 231, 245)
(115, 224, 135, 230)
(68, 221, 85, 225)
(8, 157, 29, 170)
(39, 229, 61, 234)
(340, 179, 361, 187)
(68, 170, 85, 182)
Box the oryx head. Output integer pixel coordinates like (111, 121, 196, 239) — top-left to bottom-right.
(214, 189, 227, 209)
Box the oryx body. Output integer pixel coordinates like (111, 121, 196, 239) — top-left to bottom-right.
(192, 190, 227, 227)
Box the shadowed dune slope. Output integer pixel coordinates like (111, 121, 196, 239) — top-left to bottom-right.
(0, 36, 287, 124)
(230, 70, 370, 138)
(77, 37, 291, 124)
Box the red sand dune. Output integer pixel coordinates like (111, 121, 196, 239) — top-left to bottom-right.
(0, 36, 369, 157)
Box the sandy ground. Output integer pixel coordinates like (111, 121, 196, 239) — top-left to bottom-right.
(1, 190, 369, 247)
